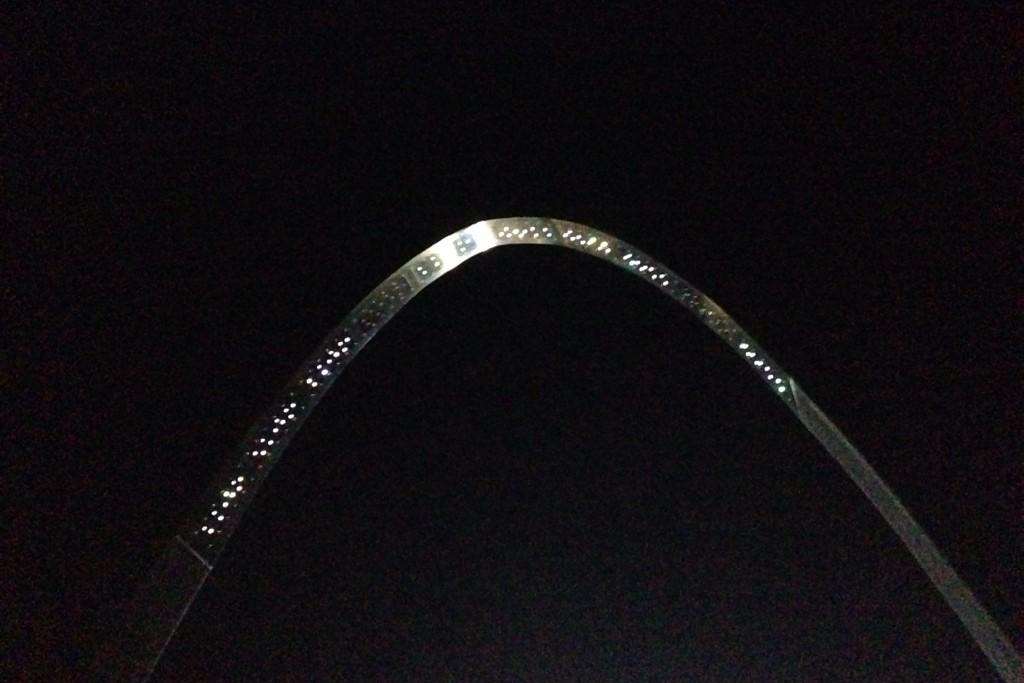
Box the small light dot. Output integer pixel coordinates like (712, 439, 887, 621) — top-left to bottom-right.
(207, 528, 215, 535)
(218, 515, 225, 521)
(222, 502, 229, 508)
(739, 343, 749, 350)
(777, 386, 787, 393)
(745, 351, 756, 358)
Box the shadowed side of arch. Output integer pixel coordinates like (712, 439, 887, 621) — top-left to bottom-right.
(109, 218, 1022, 681)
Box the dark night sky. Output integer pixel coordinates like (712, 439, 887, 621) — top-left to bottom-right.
(7, 5, 1023, 681)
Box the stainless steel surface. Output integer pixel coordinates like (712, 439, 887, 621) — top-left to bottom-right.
(116, 218, 1021, 681)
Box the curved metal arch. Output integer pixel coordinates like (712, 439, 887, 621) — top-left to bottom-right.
(115, 218, 1021, 681)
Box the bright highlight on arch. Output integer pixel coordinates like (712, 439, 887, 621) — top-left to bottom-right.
(113, 218, 1021, 681)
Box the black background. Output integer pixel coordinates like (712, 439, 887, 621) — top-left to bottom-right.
(7, 5, 1022, 681)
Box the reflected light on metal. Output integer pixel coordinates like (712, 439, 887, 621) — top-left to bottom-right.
(109, 218, 1022, 682)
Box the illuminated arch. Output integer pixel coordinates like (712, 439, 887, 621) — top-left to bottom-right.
(114, 218, 1021, 681)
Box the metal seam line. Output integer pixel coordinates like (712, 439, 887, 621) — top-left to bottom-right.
(175, 535, 213, 571)
(115, 217, 1022, 682)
